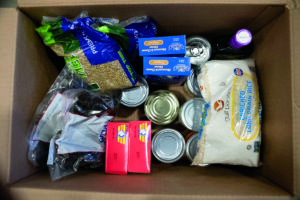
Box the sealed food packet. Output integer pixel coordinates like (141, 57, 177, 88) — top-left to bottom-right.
(36, 16, 138, 93)
(27, 67, 88, 167)
(96, 16, 157, 62)
(47, 89, 118, 180)
(193, 59, 262, 167)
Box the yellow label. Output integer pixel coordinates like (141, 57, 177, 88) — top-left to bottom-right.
(149, 60, 169, 65)
(231, 73, 259, 141)
(144, 40, 163, 46)
(139, 122, 148, 142)
(117, 124, 126, 144)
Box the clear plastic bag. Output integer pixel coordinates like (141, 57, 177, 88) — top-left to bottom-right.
(192, 59, 262, 167)
(27, 67, 88, 166)
(47, 89, 118, 180)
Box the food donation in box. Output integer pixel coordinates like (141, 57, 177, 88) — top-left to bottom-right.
(27, 10, 261, 180)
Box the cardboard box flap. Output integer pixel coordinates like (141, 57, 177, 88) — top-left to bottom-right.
(290, 4, 300, 195)
(0, 8, 18, 184)
(18, 0, 288, 8)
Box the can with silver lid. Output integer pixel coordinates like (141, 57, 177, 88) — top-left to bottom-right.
(121, 75, 149, 107)
(179, 98, 206, 131)
(185, 132, 199, 162)
(144, 90, 179, 125)
(185, 36, 211, 65)
(184, 67, 202, 97)
(152, 128, 185, 163)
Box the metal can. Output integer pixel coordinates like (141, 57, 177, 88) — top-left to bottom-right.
(151, 128, 185, 163)
(144, 90, 179, 125)
(185, 132, 199, 162)
(184, 67, 202, 97)
(121, 75, 149, 107)
(179, 98, 206, 131)
(185, 36, 211, 65)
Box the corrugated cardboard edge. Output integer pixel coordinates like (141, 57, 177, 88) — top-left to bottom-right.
(290, 1, 300, 196)
(0, 8, 17, 185)
(10, 188, 292, 200)
(17, 0, 288, 7)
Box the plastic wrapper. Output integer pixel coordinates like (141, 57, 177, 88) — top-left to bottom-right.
(96, 16, 157, 62)
(192, 59, 262, 167)
(47, 89, 117, 180)
(27, 67, 88, 166)
(36, 15, 138, 93)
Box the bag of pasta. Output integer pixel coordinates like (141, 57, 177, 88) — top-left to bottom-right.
(36, 16, 138, 93)
(193, 59, 262, 167)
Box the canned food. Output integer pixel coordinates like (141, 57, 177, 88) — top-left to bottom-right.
(184, 67, 202, 97)
(151, 128, 185, 163)
(185, 36, 211, 65)
(121, 75, 149, 107)
(144, 90, 179, 125)
(179, 98, 206, 131)
(185, 132, 199, 162)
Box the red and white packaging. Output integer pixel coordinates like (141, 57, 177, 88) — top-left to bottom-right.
(105, 122, 129, 175)
(128, 121, 151, 173)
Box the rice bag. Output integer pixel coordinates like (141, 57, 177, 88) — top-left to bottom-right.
(192, 59, 262, 167)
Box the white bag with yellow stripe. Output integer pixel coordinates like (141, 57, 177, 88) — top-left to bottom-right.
(192, 59, 262, 167)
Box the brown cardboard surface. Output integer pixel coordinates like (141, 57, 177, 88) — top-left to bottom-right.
(8, 11, 59, 184)
(1, 1, 298, 199)
(0, 8, 17, 184)
(253, 10, 293, 193)
(10, 165, 291, 200)
(21, 4, 268, 37)
(18, 0, 288, 7)
(290, 5, 300, 196)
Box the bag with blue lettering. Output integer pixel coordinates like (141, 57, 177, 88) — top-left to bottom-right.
(36, 16, 138, 93)
(193, 59, 262, 167)
(95, 16, 157, 62)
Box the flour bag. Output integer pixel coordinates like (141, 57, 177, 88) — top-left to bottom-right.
(192, 59, 262, 167)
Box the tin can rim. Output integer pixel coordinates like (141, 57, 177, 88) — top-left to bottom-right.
(121, 75, 149, 107)
(151, 128, 185, 163)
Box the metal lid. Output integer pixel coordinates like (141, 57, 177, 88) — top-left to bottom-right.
(185, 67, 202, 97)
(185, 36, 211, 65)
(144, 90, 179, 125)
(179, 98, 206, 131)
(121, 75, 149, 107)
(152, 128, 185, 163)
(186, 133, 199, 162)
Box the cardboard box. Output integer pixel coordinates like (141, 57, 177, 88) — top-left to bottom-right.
(138, 35, 186, 56)
(143, 57, 191, 84)
(0, 0, 300, 199)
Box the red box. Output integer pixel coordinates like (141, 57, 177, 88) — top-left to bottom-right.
(105, 122, 129, 175)
(128, 121, 151, 173)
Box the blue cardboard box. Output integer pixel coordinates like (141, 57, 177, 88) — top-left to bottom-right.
(139, 35, 186, 56)
(143, 57, 191, 85)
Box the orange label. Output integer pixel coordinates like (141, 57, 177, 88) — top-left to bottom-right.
(144, 40, 163, 46)
(149, 60, 169, 65)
